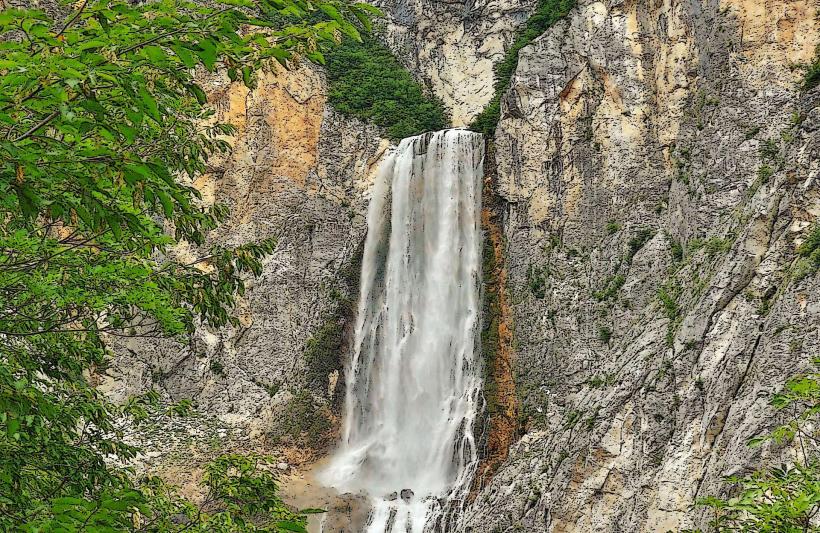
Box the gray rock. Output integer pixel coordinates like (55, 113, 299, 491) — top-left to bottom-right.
(459, 0, 820, 531)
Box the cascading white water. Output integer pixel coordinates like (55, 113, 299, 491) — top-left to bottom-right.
(320, 129, 485, 532)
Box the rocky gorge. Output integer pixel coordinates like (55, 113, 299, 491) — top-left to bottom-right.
(100, 0, 820, 531)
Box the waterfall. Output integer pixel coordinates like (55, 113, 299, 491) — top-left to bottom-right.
(320, 129, 485, 531)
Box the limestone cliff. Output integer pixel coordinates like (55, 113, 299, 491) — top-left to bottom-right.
(104, 64, 389, 453)
(103, 0, 819, 530)
(459, 0, 820, 531)
(374, 0, 535, 125)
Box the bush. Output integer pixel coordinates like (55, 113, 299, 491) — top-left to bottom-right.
(693, 361, 820, 532)
(527, 264, 549, 299)
(797, 224, 820, 266)
(688, 236, 733, 258)
(626, 228, 654, 263)
(303, 318, 345, 391)
(469, 0, 576, 135)
(209, 360, 225, 376)
(757, 164, 774, 183)
(802, 44, 820, 91)
(592, 274, 625, 301)
(658, 285, 681, 347)
(658, 287, 679, 321)
(606, 220, 621, 235)
(325, 36, 448, 140)
(271, 390, 332, 448)
(668, 237, 684, 263)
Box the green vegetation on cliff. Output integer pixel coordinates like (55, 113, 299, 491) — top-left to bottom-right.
(803, 45, 820, 91)
(325, 36, 448, 140)
(0, 0, 372, 530)
(469, 0, 575, 136)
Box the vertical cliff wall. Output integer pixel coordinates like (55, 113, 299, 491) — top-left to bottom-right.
(99, 0, 819, 529)
(373, 0, 535, 125)
(460, 0, 820, 531)
(104, 64, 390, 455)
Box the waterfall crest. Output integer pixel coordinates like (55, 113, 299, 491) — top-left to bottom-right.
(320, 129, 485, 531)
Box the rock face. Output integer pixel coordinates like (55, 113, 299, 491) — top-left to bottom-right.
(374, 0, 535, 125)
(104, 64, 389, 444)
(102, 0, 820, 530)
(460, 0, 820, 531)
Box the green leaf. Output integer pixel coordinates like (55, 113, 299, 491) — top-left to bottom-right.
(141, 45, 167, 63)
(188, 83, 208, 105)
(6, 418, 20, 438)
(241, 66, 252, 87)
(172, 44, 196, 68)
(156, 189, 174, 217)
(138, 86, 161, 122)
(78, 39, 108, 51)
(276, 521, 308, 532)
(195, 38, 218, 70)
(108, 216, 122, 239)
(318, 3, 344, 22)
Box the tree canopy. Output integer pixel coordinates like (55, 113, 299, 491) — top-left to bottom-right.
(0, 0, 375, 530)
(324, 35, 448, 140)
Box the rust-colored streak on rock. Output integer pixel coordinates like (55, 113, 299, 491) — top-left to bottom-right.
(470, 142, 519, 499)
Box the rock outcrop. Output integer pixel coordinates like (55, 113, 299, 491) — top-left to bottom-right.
(460, 0, 820, 531)
(103, 64, 389, 446)
(374, 0, 535, 125)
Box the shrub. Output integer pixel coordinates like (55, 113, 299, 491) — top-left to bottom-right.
(689, 236, 733, 258)
(669, 237, 684, 264)
(802, 44, 820, 91)
(209, 360, 225, 376)
(744, 126, 761, 140)
(270, 390, 332, 447)
(790, 225, 820, 282)
(658, 287, 679, 321)
(759, 138, 780, 162)
(303, 318, 345, 391)
(658, 284, 681, 347)
(606, 220, 621, 235)
(325, 36, 448, 140)
(797, 224, 820, 265)
(757, 164, 774, 182)
(694, 361, 820, 532)
(592, 274, 626, 301)
(704, 237, 733, 256)
(587, 374, 616, 388)
(527, 264, 549, 299)
(626, 228, 654, 263)
(598, 326, 612, 344)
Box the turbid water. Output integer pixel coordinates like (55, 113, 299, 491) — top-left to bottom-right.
(319, 129, 485, 531)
